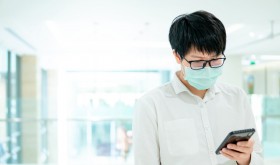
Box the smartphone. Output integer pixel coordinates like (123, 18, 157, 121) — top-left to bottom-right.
(215, 128, 255, 155)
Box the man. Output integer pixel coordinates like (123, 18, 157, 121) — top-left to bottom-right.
(133, 10, 263, 165)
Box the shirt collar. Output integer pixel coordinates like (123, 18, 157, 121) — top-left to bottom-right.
(171, 73, 191, 95)
(171, 73, 221, 95)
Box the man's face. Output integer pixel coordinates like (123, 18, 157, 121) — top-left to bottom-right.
(182, 48, 222, 68)
(174, 47, 224, 70)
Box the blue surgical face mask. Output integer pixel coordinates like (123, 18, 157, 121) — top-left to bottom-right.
(183, 65, 223, 90)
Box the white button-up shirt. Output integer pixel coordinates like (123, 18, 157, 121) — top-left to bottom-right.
(133, 74, 263, 165)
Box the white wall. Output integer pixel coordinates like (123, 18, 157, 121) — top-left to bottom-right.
(218, 55, 243, 88)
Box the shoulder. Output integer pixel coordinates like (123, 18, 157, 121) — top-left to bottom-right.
(136, 81, 175, 104)
(134, 82, 174, 117)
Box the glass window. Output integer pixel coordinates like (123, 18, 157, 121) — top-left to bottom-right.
(62, 71, 168, 164)
(0, 47, 8, 164)
(0, 46, 7, 119)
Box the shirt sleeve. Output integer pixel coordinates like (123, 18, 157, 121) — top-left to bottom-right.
(241, 90, 264, 165)
(133, 97, 161, 165)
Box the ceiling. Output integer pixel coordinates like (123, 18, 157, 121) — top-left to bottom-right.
(0, 0, 280, 70)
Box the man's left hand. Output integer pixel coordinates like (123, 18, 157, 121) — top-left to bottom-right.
(220, 138, 254, 165)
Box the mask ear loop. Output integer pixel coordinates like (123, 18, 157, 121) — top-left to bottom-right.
(177, 53, 186, 78)
(181, 63, 186, 77)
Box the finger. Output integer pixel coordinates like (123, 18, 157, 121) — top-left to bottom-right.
(237, 139, 254, 147)
(222, 148, 246, 159)
(220, 150, 235, 160)
(227, 144, 252, 154)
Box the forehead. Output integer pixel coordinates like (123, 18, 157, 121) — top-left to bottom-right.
(185, 47, 217, 57)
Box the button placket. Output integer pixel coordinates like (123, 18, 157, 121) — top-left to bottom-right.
(200, 102, 218, 165)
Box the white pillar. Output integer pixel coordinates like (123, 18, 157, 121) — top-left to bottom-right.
(20, 55, 40, 163)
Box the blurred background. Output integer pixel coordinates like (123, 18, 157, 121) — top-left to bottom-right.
(0, 0, 280, 164)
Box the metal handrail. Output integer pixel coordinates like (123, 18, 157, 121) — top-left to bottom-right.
(261, 115, 280, 118)
(0, 117, 132, 122)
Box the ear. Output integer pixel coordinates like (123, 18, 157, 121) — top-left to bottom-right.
(172, 49, 181, 64)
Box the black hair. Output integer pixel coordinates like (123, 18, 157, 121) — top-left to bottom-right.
(168, 10, 226, 59)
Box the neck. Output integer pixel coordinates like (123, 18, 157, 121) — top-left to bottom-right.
(176, 71, 207, 99)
